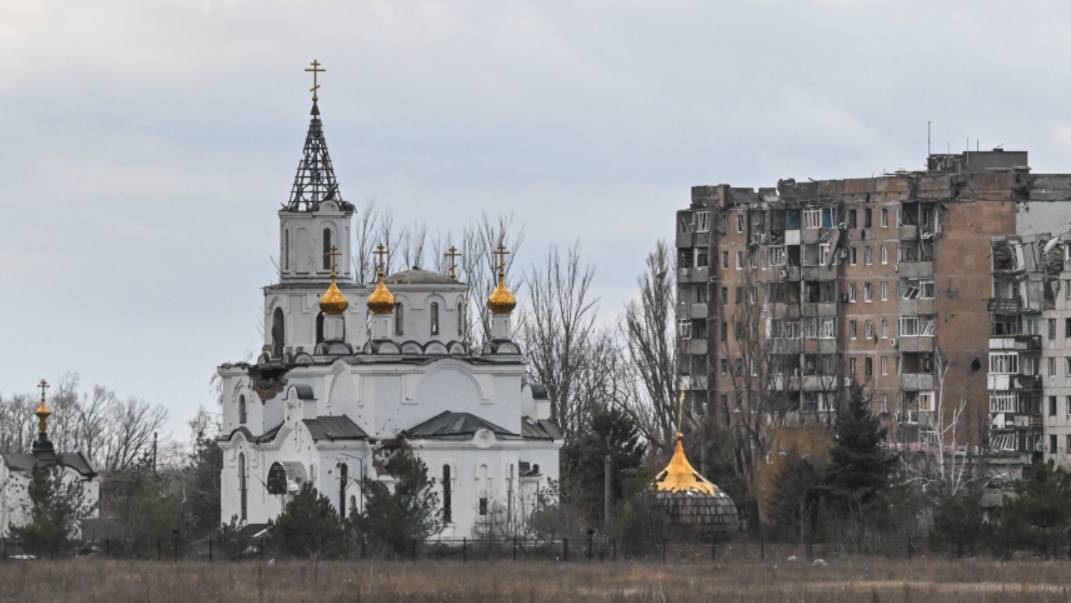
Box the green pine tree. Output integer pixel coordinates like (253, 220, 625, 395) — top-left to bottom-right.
(823, 384, 897, 551)
(561, 406, 646, 528)
(352, 445, 440, 556)
(268, 482, 349, 559)
(10, 464, 95, 553)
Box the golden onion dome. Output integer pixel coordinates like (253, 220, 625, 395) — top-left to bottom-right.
(654, 433, 717, 496)
(319, 279, 349, 315)
(35, 399, 50, 419)
(487, 276, 517, 315)
(366, 276, 396, 315)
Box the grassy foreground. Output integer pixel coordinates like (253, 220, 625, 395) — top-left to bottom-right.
(2, 558, 1071, 602)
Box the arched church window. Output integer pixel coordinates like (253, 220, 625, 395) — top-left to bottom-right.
(395, 303, 404, 336)
(322, 228, 333, 270)
(271, 308, 285, 358)
(457, 301, 464, 336)
(316, 311, 325, 344)
(339, 463, 348, 518)
(477, 464, 489, 517)
(442, 465, 452, 523)
(430, 302, 440, 336)
(283, 229, 290, 271)
(266, 462, 287, 495)
(238, 395, 247, 425)
(238, 453, 248, 521)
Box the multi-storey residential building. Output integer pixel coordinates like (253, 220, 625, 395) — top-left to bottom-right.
(990, 232, 1071, 470)
(676, 150, 1071, 462)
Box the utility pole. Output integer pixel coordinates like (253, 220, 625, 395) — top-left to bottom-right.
(152, 431, 158, 474)
(603, 452, 612, 532)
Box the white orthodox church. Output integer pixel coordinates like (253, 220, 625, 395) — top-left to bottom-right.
(217, 81, 561, 537)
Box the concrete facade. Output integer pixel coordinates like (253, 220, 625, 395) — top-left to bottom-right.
(676, 150, 1071, 470)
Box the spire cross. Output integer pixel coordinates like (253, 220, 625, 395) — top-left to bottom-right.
(37, 379, 49, 404)
(494, 244, 510, 279)
(305, 59, 326, 102)
(373, 244, 388, 278)
(325, 245, 342, 279)
(445, 246, 461, 280)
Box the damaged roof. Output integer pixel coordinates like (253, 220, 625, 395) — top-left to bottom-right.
(1, 452, 97, 477)
(521, 416, 563, 440)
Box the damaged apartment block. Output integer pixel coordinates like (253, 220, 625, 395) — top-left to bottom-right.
(676, 149, 1071, 476)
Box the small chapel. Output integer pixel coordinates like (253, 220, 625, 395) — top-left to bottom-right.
(217, 62, 562, 537)
(0, 380, 100, 538)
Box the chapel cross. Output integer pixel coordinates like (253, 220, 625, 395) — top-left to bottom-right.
(445, 246, 461, 280)
(325, 245, 342, 278)
(305, 59, 326, 102)
(494, 243, 509, 278)
(373, 244, 388, 278)
(37, 379, 49, 403)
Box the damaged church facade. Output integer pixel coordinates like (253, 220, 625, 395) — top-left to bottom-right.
(676, 149, 1071, 477)
(217, 85, 561, 536)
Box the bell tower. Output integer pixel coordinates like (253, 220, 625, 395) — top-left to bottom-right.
(278, 59, 353, 284)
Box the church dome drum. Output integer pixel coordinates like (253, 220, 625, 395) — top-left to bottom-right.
(650, 433, 738, 531)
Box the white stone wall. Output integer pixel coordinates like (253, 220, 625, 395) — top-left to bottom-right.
(0, 464, 99, 539)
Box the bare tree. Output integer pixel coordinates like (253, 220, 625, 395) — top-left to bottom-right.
(399, 219, 429, 269)
(102, 397, 169, 472)
(520, 241, 600, 440)
(622, 240, 680, 452)
(77, 385, 116, 464)
(354, 198, 380, 283)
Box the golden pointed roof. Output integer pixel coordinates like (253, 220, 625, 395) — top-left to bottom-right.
(654, 432, 717, 496)
(367, 275, 396, 315)
(319, 245, 349, 315)
(488, 276, 517, 315)
(319, 280, 349, 315)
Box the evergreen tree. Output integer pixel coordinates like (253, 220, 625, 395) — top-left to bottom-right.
(113, 464, 184, 554)
(929, 488, 985, 557)
(184, 432, 222, 536)
(10, 465, 95, 553)
(823, 384, 897, 551)
(768, 452, 822, 546)
(561, 406, 646, 527)
(269, 482, 349, 559)
(352, 445, 440, 556)
(1004, 460, 1071, 555)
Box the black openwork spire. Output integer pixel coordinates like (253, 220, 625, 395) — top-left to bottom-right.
(286, 100, 344, 211)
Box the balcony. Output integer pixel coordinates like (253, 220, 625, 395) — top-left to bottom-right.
(987, 296, 1022, 314)
(680, 376, 708, 391)
(898, 224, 918, 241)
(802, 375, 838, 391)
(803, 338, 838, 354)
(897, 336, 934, 353)
(901, 373, 935, 391)
(899, 298, 936, 315)
(675, 230, 695, 248)
(899, 261, 934, 279)
(770, 303, 801, 320)
(770, 374, 801, 391)
(771, 338, 802, 355)
(988, 335, 1042, 352)
(678, 266, 710, 284)
(678, 302, 708, 320)
(773, 265, 801, 281)
(802, 265, 838, 281)
(680, 339, 708, 355)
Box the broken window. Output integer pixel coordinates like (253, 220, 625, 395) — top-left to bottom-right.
(768, 246, 786, 267)
(695, 211, 710, 232)
(819, 243, 832, 266)
(786, 209, 801, 230)
(679, 250, 693, 269)
(787, 246, 801, 267)
(735, 214, 744, 233)
(821, 207, 836, 228)
(803, 208, 821, 229)
(864, 282, 873, 303)
(848, 209, 857, 229)
(864, 207, 873, 228)
(990, 391, 1017, 413)
(678, 212, 693, 232)
(802, 244, 820, 266)
(881, 207, 889, 228)
(695, 249, 709, 268)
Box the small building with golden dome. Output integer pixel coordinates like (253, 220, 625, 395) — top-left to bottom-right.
(216, 87, 561, 537)
(0, 384, 99, 538)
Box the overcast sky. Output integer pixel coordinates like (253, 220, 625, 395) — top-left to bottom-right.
(4, 0, 1071, 440)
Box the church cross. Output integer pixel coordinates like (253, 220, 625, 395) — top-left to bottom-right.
(37, 379, 49, 403)
(494, 243, 510, 279)
(373, 244, 388, 278)
(445, 246, 461, 280)
(305, 59, 326, 102)
(325, 245, 342, 278)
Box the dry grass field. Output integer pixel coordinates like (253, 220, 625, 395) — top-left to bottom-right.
(3, 558, 1071, 602)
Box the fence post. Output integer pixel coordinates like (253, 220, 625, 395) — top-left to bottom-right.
(259, 538, 265, 562)
(512, 536, 517, 561)
(209, 539, 213, 563)
(1, 538, 5, 562)
(711, 540, 716, 563)
(411, 539, 417, 561)
(661, 538, 666, 563)
(462, 538, 467, 563)
(587, 531, 594, 562)
(105, 538, 110, 558)
(611, 538, 617, 562)
(760, 534, 766, 562)
(563, 538, 569, 562)
(157, 538, 162, 561)
(173, 530, 179, 563)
